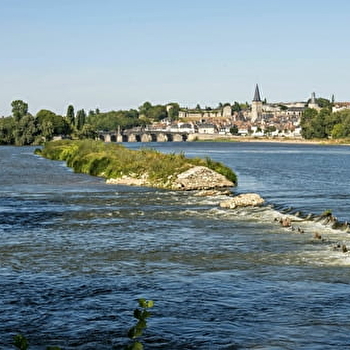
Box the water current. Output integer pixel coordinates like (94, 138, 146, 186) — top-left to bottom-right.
(1, 142, 350, 349)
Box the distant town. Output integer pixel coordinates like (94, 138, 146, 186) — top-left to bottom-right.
(143, 84, 350, 139)
(1, 84, 350, 145)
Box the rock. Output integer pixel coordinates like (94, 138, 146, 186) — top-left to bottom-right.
(106, 166, 234, 191)
(106, 176, 147, 186)
(219, 193, 264, 209)
(173, 166, 234, 191)
(280, 217, 292, 227)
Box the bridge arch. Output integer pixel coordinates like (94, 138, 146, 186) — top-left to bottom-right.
(173, 133, 187, 141)
(127, 133, 141, 142)
(141, 133, 152, 142)
(156, 133, 169, 142)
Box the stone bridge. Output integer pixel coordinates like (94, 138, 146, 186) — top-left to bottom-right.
(98, 130, 189, 142)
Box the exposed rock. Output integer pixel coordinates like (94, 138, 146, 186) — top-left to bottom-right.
(219, 193, 264, 209)
(280, 217, 292, 227)
(172, 166, 234, 191)
(106, 175, 148, 186)
(106, 166, 234, 191)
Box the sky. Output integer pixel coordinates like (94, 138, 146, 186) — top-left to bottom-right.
(1, 0, 350, 116)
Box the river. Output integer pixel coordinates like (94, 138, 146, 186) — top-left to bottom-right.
(1, 142, 350, 349)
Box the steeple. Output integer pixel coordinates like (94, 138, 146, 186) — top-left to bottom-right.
(253, 84, 261, 102)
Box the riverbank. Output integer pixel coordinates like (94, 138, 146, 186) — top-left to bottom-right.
(190, 134, 350, 145)
(36, 139, 237, 190)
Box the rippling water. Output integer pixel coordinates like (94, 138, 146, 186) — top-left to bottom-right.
(1, 143, 350, 349)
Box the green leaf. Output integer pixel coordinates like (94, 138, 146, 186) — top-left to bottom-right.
(138, 299, 154, 308)
(13, 334, 29, 350)
(126, 341, 144, 350)
(138, 298, 147, 308)
(146, 300, 154, 308)
(141, 310, 151, 319)
(136, 320, 147, 329)
(133, 308, 142, 319)
(127, 326, 143, 339)
(131, 341, 144, 350)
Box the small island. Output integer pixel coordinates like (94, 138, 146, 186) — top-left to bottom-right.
(36, 140, 237, 191)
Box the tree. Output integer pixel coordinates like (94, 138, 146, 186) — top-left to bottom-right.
(66, 105, 75, 126)
(14, 115, 39, 145)
(76, 109, 86, 130)
(232, 102, 241, 112)
(331, 123, 344, 138)
(316, 97, 332, 112)
(230, 125, 239, 135)
(11, 100, 28, 122)
(36, 109, 71, 137)
(195, 104, 201, 110)
(77, 124, 97, 139)
(0, 117, 15, 144)
(41, 120, 54, 141)
(167, 103, 180, 120)
(139, 101, 152, 117)
(146, 105, 167, 121)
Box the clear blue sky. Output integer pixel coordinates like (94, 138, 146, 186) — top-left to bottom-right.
(1, 0, 349, 116)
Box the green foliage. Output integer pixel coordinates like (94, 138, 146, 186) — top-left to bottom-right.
(301, 107, 350, 139)
(321, 209, 333, 217)
(167, 103, 180, 120)
(316, 97, 332, 111)
(11, 100, 28, 121)
(66, 105, 75, 126)
(14, 334, 28, 350)
(202, 156, 237, 184)
(77, 124, 98, 140)
(14, 115, 40, 146)
(87, 109, 143, 131)
(36, 109, 71, 140)
(39, 140, 237, 187)
(76, 109, 86, 130)
(126, 299, 154, 350)
(138, 102, 167, 122)
(0, 117, 16, 144)
(232, 102, 241, 112)
(229, 125, 239, 135)
(13, 333, 62, 350)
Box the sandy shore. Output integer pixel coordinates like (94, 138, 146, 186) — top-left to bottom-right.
(190, 134, 350, 145)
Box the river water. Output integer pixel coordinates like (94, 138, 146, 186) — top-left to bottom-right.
(1, 142, 350, 349)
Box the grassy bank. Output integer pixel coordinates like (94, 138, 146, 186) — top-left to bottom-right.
(36, 140, 237, 188)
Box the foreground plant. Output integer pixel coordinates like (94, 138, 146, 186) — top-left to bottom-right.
(126, 299, 154, 350)
(13, 334, 61, 350)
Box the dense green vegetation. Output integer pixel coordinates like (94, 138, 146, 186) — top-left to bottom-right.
(36, 140, 237, 186)
(0, 100, 180, 146)
(300, 100, 350, 140)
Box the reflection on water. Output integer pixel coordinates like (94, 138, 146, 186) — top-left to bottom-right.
(1, 144, 350, 349)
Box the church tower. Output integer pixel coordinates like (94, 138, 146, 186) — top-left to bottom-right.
(308, 92, 320, 110)
(251, 84, 263, 122)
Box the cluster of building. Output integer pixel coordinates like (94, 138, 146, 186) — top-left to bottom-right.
(149, 85, 350, 138)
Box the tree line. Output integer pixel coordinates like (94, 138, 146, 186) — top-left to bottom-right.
(0, 101, 180, 146)
(300, 98, 350, 139)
